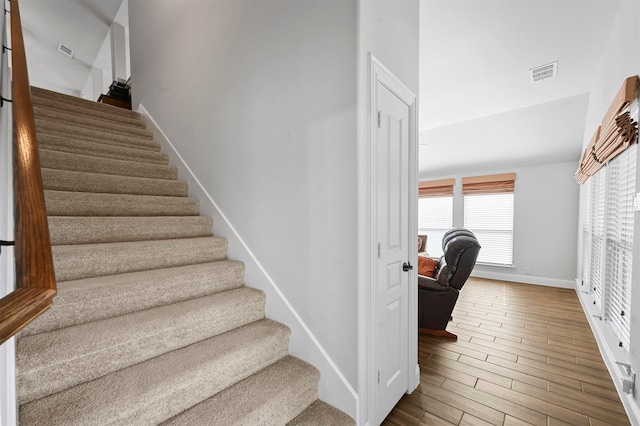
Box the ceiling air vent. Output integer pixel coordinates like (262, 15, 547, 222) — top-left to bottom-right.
(57, 42, 73, 59)
(529, 61, 557, 83)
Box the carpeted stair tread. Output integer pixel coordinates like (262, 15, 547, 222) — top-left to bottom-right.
(37, 128, 162, 153)
(162, 356, 319, 426)
(288, 400, 356, 425)
(52, 236, 227, 281)
(31, 86, 140, 120)
(35, 118, 157, 150)
(45, 191, 198, 217)
(32, 96, 147, 128)
(37, 133, 168, 164)
(34, 105, 152, 138)
(19, 319, 291, 426)
(39, 149, 176, 179)
(22, 261, 245, 336)
(18, 287, 266, 403)
(48, 216, 212, 245)
(42, 168, 188, 197)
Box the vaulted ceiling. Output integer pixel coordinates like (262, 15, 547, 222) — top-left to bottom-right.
(419, 0, 624, 177)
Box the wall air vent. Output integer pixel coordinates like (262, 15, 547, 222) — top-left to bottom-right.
(57, 42, 73, 59)
(529, 61, 557, 83)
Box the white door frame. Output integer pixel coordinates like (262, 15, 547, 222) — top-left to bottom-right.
(358, 54, 418, 425)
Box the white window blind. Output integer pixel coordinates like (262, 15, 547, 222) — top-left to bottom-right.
(580, 178, 592, 291)
(589, 168, 607, 308)
(418, 196, 453, 257)
(463, 193, 514, 265)
(604, 144, 636, 350)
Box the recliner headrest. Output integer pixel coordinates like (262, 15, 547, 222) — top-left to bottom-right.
(444, 235, 481, 266)
(441, 227, 476, 251)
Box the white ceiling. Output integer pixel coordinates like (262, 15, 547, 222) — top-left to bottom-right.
(20, 0, 122, 95)
(419, 0, 623, 177)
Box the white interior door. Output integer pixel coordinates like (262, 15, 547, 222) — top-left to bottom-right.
(375, 79, 410, 423)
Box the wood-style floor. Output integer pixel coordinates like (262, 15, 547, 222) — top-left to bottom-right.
(383, 277, 631, 426)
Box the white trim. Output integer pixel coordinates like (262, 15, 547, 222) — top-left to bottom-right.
(363, 55, 418, 425)
(575, 283, 639, 423)
(471, 270, 575, 289)
(136, 104, 358, 420)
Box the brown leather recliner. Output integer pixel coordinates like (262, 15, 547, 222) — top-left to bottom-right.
(418, 227, 481, 340)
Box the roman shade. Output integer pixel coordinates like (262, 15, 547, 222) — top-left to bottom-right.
(461, 173, 516, 195)
(576, 76, 639, 184)
(419, 178, 454, 197)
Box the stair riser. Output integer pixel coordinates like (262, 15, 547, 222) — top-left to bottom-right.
(19, 320, 290, 426)
(34, 106, 151, 138)
(32, 97, 147, 128)
(36, 115, 152, 140)
(18, 288, 266, 403)
(35, 119, 156, 150)
(31, 86, 140, 120)
(162, 356, 319, 426)
(38, 134, 168, 164)
(42, 169, 188, 197)
(289, 400, 356, 425)
(39, 150, 177, 180)
(22, 261, 245, 336)
(48, 216, 212, 245)
(53, 237, 226, 281)
(45, 191, 198, 217)
(37, 129, 162, 154)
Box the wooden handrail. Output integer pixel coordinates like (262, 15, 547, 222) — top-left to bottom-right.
(0, 0, 56, 345)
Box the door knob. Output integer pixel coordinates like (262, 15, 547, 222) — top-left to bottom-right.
(402, 262, 413, 272)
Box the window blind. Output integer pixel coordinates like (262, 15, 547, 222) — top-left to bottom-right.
(576, 76, 638, 183)
(418, 196, 453, 257)
(580, 179, 592, 291)
(589, 168, 607, 308)
(604, 144, 636, 350)
(464, 193, 514, 265)
(419, 178, 455, 198)
(461, 173, 516, 195)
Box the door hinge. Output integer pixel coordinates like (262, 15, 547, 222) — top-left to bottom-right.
(377, 242, 381, 259)
(377, 111, 381, 128)
(377, 369, 380, 385)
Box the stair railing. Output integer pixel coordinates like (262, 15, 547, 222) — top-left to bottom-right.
(0, 0, 56, 345)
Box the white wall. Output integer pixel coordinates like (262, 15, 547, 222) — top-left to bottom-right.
(82, 0, 130, 100)
(577, 0, 640, 421)
(421, 160, 580, 288)
(129, 0, 360, 415)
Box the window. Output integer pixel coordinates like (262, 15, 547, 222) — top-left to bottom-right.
(577, 76, 639, 353)
(604, 144, 636, 350)
(418, 196, 452, 257)
(463, 193, 514, 265)
(461, 173, 516, 266)
(580, 144, 636, 351)
(588, 168, 607, 308)
(418, 179, 455, 257)
(579, 178, 592, 293)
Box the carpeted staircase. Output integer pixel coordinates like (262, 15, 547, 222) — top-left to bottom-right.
(15, 86, 354, 425)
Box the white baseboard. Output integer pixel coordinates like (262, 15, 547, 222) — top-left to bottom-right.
(412, 364, 420, 392)
(137, 104, 359, 421)
(471, 270, 575, 289)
